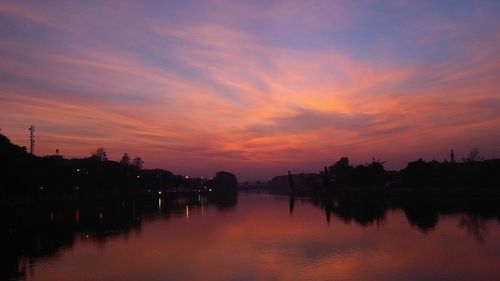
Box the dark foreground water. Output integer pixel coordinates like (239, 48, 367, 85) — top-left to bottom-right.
(2, 192, 500, 281)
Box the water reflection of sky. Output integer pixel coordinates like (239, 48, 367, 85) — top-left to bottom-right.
(11, 193, 500, 281)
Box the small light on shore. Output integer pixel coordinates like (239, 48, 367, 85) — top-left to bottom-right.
(158, 191, 162, 195)
(76, 169, 80, 172)
(209, 188, 212, 192)
(40, 186, 43, 190)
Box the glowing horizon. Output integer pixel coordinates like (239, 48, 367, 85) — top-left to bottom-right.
(1, 1, 500, 180)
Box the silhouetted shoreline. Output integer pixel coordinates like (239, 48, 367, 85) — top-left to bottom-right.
(246, 155, 500, 196)
(2, 131, 500, 202)
(0, 133, 237, 203)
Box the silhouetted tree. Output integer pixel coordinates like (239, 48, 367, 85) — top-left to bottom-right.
(321, 166, 331, 187)
(353, 159, 386, 187)
(0, 133, 12, 149)
(403, 159, 435, 189)
(120, 153, 131, 165)
(0, 133, 184, 199)
(209, 171, 238, 210)
(92, 148, 107, 161)
(464, 148, 482, 162)
(328, 157, 353, 185)
(132, 156, 144, 169)
(330, 157, 351, 174)
(213, 171, 237, 192)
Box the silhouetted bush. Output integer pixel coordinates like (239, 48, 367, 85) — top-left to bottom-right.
(402, 159, 435, 189)
(0, 133, 183, 199)
(212, 171, 238, 192)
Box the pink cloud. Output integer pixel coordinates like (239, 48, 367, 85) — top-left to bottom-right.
(1, 1, 499, 179)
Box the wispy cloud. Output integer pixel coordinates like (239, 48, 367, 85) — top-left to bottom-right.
(1, 0, 499, 179)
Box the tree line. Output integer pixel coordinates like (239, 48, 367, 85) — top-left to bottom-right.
(313, 150, 500, 193)
(262, 149, 500, 195)
(0, 133, 237, 200)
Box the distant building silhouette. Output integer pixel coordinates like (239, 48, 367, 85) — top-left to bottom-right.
(450, 149, 455, 163)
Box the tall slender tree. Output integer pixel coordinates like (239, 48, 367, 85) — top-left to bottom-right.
(132, 156, 144, 169)
(92, 148, 107, 161)
(120, 153, 131, 165)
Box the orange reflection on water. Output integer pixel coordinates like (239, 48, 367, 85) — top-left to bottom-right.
(27, 194, 500, 281)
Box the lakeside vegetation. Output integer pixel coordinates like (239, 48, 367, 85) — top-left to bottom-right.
(1, 131, 499, 280)
(250, 154, 500, 196)
(0, 133, 237, 202)
(2, 131, 499, 201)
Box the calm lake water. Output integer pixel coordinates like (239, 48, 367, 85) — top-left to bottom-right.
(2, 192, 500, 281)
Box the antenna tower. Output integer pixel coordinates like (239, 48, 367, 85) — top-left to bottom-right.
(29, 125, 35, 155)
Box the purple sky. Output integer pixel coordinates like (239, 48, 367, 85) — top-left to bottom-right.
(1, 0, 500, 180)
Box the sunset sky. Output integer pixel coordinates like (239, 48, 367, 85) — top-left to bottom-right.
(1, 0, 499, 180)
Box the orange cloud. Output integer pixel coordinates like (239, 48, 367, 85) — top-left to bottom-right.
(1, 1, 500, 179)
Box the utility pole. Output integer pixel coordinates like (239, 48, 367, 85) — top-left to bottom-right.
(29, 125, 35, 155)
